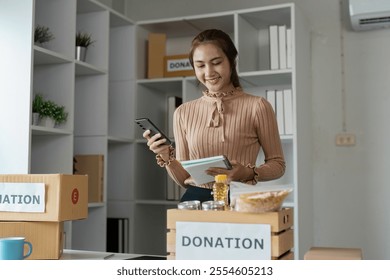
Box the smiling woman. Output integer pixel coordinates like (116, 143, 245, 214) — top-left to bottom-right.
(142, 29, 286, 202)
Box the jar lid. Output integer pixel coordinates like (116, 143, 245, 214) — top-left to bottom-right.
(202, 200, 225, 211)
(178, 200, 201, 210)
(215, 174, 227, 183)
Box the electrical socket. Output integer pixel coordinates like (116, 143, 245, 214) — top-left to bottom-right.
(335, 133, 356, 146)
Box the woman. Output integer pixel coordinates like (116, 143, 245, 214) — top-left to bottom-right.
(143, 29, 285, 202)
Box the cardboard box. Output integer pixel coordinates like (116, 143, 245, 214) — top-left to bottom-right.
(74, 154, 104, 203)
(0, 174, 88, 222)
(167, 208, 294, 260)
(0, 221, 64, 259)
(164, 54, 195, 77)
(147, 33, 166, 78)
(304, 247, 363, 260)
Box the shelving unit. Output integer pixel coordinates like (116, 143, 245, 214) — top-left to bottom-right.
(30, 0, 135, 251)
(2, 1, 311, 259)
(132, 3, 312, 259)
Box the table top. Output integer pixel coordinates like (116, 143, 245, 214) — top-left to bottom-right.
(61, 249, 166, 260)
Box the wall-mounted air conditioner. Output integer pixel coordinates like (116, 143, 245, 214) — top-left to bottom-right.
(349, 0, 390, 31)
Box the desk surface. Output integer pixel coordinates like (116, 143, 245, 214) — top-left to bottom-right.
(61, 249, 166, 260)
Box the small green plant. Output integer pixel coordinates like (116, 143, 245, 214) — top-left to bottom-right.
(37, 98, 68, 125)
(32, 93, 44, 113)
(52, 105, 68, 125)
(39, 100, 57, 119)
(34, 25, 55, 44)
(75, 31, 95, 48)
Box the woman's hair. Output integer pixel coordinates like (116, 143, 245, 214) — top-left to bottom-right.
(189, 29, 241, 88)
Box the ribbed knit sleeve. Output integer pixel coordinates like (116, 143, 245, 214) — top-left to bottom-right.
(165, 91, 285, 188)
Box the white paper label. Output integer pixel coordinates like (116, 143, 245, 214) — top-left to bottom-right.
(176, 222, 271, 260)
(166, 58, 192, 72)
(0, 183, 45, 213)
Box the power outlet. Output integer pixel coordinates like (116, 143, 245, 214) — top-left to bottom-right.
(335, 133, 356, 146)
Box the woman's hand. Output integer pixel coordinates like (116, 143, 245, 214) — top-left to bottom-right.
(143, 130, 170, 160)
(205, 160, 254, 183)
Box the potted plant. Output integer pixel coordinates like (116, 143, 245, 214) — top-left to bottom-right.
(38, 99, 57, 128)
(32, 93, 44, 125)
(75, 31, 95, 62)
(52, 105, 68, 126)
(34, 25, 55, 47)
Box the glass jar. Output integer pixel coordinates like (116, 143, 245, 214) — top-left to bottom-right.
(177, 200, 201, 210)
(201, 200, 225, 211)
(213, 174, 229, 208)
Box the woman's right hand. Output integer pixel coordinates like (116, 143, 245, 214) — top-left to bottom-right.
(143, 130, 171, 160)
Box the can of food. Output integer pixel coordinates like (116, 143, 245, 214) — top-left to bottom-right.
(201, 200, 225, 211)
(177, 200, 201, 210)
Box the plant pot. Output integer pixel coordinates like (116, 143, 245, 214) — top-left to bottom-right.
(35, 41, 49, 49)
(32, 113, 40, 126)
(75, 46, 87, 62)
(40, 117, 55, 128)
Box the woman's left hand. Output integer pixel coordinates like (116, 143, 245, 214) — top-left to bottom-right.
(205, 160, 253, 182)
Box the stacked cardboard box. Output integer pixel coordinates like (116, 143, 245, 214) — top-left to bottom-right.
(147, 33, 195, 78)
(0, 174, 88, 259)
(73, 154, 104, 203)
(304, 247, 363, 260)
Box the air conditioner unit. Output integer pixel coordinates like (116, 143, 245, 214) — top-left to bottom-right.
(349, 0, 390, 31)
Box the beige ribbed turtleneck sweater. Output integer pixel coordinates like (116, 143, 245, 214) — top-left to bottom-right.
(165, 89, 285, 189)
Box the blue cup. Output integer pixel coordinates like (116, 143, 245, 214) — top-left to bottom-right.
(0, 237, 33, 260)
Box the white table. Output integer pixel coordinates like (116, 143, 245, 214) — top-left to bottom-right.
(60, 249, 165, 260)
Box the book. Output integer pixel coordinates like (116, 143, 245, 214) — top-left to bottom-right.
(286, 28, 292, 69)
(166, 176, 176, 200)
(180, 155, 232, 185)
(167, 96, 182, 138)
(276, 90, 285, 135)
(266, 89, 276, 113)
(269, 25, 279, 70)
(283, 89, 293, 135)
(166, 176, 182, 201)
(278, 25, 287, 69)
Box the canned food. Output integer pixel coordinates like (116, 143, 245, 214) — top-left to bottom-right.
(201, 200, 225, 211)
(178, 200, 201, 210)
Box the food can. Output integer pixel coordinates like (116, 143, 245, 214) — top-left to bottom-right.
(177, 200, 201, 210)
(201, 200, 225, 211)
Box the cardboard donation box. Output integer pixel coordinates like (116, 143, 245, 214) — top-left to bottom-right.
(167, 208, 294, 260)
(0, 221, 64, 260)
(0, 174, 88, 222)
(304, 247, 363, 260)
(74, 154, 104, 203)
(164, 54, 195, 77)
(147, 33, 166, 78)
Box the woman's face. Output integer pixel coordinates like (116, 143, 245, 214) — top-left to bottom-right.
(192, 43, 233, 93)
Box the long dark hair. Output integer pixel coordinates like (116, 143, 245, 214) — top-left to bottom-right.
(189, 29, 241, 88)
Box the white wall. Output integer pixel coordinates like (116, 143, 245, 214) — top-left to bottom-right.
(0, 0, 33, 173)
(125, 0, 390, 260)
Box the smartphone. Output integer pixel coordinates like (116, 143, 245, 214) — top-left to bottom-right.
(135, 118, 172, 145)
(222, 155, 233, 170)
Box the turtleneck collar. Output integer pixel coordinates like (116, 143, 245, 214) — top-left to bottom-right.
(204, 86, 240, 98)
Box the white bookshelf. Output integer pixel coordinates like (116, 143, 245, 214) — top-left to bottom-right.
(131, 3, 312, 259)
(1, 1, 312, 259)
(1, 0, 136, 252)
